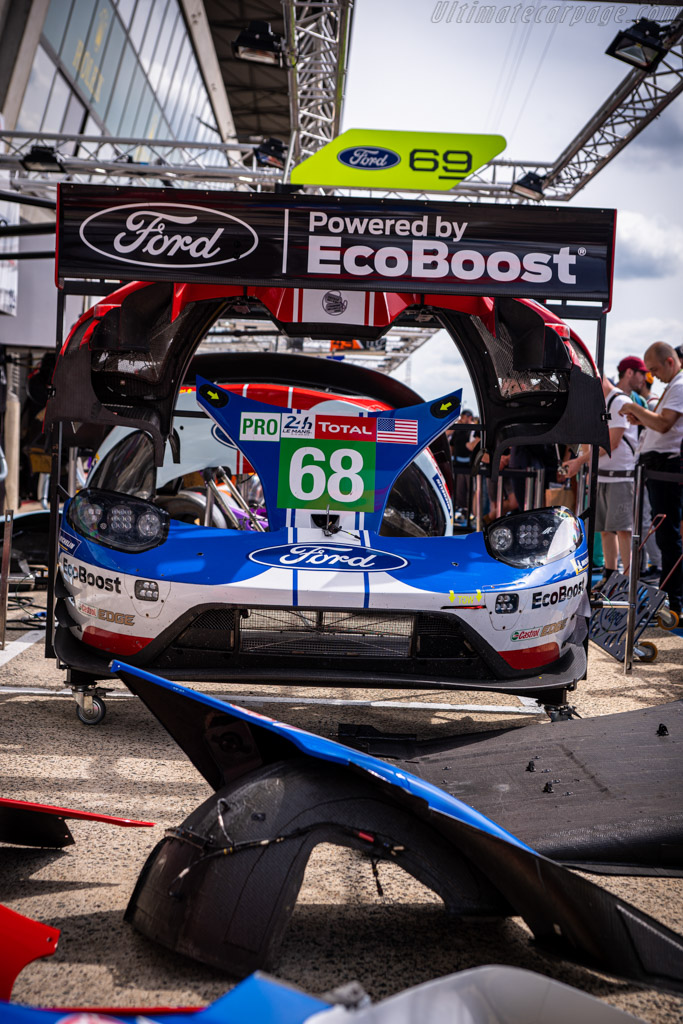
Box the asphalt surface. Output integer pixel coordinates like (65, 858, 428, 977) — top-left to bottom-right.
(1, 586, 682, 1021)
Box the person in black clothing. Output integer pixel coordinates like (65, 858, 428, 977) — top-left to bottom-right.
(621, 342, 683, 615)
(450, 409, 474, 511)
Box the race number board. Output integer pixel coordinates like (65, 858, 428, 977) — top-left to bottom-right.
(196, 377, 461, 532)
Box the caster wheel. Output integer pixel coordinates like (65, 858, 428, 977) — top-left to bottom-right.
(636, 640, 658, 663)
(76, 695, 106, 725)
(657, 609, 679, 631)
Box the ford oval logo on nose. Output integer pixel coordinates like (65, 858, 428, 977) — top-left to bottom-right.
(78, 203, 259, 269)
(337, 146, 401, 171)
(249, 544, 408, 572)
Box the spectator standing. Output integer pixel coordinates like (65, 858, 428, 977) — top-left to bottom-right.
(617, 355, 648, 408)
(638, 372, 662, 577)
(450, 409, 474, 512)
(620, 342, 683, 615)
(562, 377, 638, 576)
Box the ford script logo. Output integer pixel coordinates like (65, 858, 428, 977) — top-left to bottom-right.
(249, 544, 408, 572)
(337, 146, 401, 170)
(78, 203, 258, 269)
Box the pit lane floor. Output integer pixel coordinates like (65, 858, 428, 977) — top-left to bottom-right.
(1, 590, 682, 1022)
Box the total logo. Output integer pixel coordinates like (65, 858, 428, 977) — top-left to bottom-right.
(531, 580, 584, 609)
(249, 543, 408, 572)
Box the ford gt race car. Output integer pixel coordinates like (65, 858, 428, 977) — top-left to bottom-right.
(48, 282, 599, 723)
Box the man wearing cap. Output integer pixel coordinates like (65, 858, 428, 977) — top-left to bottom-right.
(620, 342, 683, 615)
(617, 355, 648, 408)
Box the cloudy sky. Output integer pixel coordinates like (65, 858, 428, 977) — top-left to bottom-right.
(341, 0, 683, 408)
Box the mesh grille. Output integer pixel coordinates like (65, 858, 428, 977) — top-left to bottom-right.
(240, 609, 414, 658)
(176, 609, 235, 650)
(472, 315, 568, 397)
(415, 613, 473, 658)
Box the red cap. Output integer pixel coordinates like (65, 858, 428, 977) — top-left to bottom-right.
(617, 355, 647, 375)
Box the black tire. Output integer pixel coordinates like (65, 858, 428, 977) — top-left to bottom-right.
(76, 695, 106, 725)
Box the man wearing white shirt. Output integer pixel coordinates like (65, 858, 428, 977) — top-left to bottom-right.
(596, 377, 639, 576)
(620, 342, 683, 615)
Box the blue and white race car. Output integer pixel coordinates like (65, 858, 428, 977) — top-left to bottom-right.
(48, 282, 604, 719)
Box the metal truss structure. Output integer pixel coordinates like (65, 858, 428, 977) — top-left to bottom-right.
(543, 13, 683, 200)
(283, 0, 354, 168)
(0, 131, 281, 197)
(0, 10, 681, 206)
(201, 319, 438, 377)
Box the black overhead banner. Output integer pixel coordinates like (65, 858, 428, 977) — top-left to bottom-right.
(57, 184, 616, 302)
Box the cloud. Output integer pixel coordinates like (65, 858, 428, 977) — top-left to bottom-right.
(565, 314, 683, 384)
(614, 210, 683, 280)
(391, 330, 479, 411)
(628, 105, 683, 166)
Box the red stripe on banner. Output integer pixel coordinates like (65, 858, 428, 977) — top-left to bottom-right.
(364, 291, 370, 325)
(315, 416, 377, 440)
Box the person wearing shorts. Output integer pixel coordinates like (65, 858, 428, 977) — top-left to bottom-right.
(563, 376, 637, 576)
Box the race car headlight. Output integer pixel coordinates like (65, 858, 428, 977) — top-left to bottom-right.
(486, 507, 582, 569)
(67, 489, 169, 553)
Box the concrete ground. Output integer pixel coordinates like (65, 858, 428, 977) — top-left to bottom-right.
(1, 587, 682, 1021)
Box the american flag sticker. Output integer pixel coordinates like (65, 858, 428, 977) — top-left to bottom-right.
(376, 418, 418, 444)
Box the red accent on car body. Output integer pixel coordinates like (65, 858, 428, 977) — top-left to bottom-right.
(0, 904, 59, 1000)
(81, 626, 152, 655)
(0, 797, 154, 828)
(499, 642, 560, 670)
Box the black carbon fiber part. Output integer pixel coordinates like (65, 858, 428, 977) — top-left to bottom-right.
(118, 667, 683, 991)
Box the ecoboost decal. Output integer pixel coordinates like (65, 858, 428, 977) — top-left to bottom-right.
(290, 129, 507, 191)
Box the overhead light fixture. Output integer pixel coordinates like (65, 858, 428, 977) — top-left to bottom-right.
(605, 18, 666, 71)
(20, 145, 63, 172)
(232, 20, 284, 66)
(253, 137, 287, 168)
(509, 171, 546, 201)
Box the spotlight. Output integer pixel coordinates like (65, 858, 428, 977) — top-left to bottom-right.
(20, 145, 63, 172)
(509, 171, 545, 201)
(232, 20, 284, 66)
(253, 137, 287, 168)
(605, 18, 666, 71)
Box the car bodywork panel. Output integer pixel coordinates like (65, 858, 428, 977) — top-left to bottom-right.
(45, 283, 608, 470)
(115, 662, 683, 992)
(0, 797, 154, 849)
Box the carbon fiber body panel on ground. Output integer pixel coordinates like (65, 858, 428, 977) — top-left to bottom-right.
(115, 663, 683, 992)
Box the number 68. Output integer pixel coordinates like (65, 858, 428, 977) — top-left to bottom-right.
(290, 446, 364, 502)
